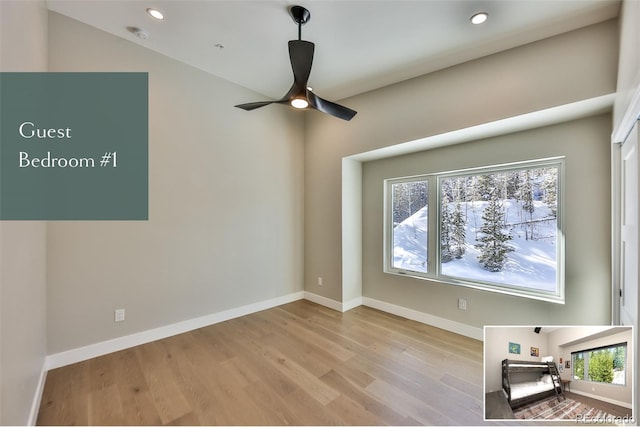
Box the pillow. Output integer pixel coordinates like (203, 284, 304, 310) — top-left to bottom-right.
(541, 374, 552, 384)
(541, 356, 553, 362)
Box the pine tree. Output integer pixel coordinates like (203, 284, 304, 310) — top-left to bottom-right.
(574, 355, 584, 380)
(588, 351, 614, 383)
(521, 170, 535, 240)
(506, 171, 521, 200)
(441, 200, 454, 263)
(476, 193, 513, 272)
(409, 181, 428, 217)
(454, 177, 467, 203)
(392, 183, 410, 224)
(475, 174, 495, 201)
(496, 172, 508, 200)
(392, 181, 427, 225)
(613, 346, 625, 371)
(452, 201, 466, 259)
(543, 167, 558, 218)
(521, 170, 534, 214)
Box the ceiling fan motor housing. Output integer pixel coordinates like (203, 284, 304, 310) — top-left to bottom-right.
(290, 6, 310, 26)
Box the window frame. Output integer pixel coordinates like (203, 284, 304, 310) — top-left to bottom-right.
(571, 342, 627, 386)
(383, 157, 565, 303)
(384, 175, 430, 274)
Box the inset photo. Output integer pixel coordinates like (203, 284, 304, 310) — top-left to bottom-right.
(484, 325, 634, 423)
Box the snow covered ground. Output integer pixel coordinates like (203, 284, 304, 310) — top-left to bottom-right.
(393, 199, 557, 291)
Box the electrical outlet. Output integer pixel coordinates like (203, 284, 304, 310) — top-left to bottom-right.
(458, 298, 467, 310)
(115, 308, 125, 322)
(317, 277, 323, 286)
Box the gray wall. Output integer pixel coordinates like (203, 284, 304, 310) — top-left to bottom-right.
(46, 12, 305, 354)
(305, 19, 618, 312)
(0, 2, 49, 425)
(363, 114, 612, 326)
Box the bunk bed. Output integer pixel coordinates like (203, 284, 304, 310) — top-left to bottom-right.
(501, 358, 564, 409)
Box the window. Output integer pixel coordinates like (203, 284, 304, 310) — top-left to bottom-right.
(572, 343, 627, 386)
(390, 178, 428, 272)
(384, 158, 564, 303)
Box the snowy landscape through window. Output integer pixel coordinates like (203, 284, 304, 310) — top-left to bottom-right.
(386, 158, 564, 302)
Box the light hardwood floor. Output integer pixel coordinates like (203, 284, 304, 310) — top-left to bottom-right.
(37, 300, 484, 425)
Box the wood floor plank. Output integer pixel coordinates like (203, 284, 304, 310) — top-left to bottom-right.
(211, 321, 301, 399)
(88, 384, 125, 425)
(282, 387, 348, 425)
(351, 306, 483, 359)
(190, 327, 237, 363)
(319, 369, 412, 426)
(37, 300, 487, 426)
(441, 372, 484, 399)
(325, 394, 384, 425)
(118, 389, 163, 426)
(133, 341, 194, 424)
(217, 356, 261, 388)
(240, 379, 303, 425)
(256, 307, 357, 362)
(37, 362, 90, 426)
(87, 353, 117, 391)
(365, 378, 456, 425)
(259, 344, 340, 405)
(343, 351, 474, 415)
(113, 348, 163, 425)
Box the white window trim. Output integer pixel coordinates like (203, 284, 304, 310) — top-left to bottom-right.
(384, 157, 565, 304)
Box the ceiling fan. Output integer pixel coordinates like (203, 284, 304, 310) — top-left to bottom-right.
(234, 5, 357, 121)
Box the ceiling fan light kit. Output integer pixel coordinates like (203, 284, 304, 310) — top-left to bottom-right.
(291, 98, 309, 109)
(234, 5, 357, 121)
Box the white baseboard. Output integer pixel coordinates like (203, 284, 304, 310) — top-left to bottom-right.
(46, 291, 305, 370)
(27, 361, 47, 426)
(303, 293, 482, 340)
(362, 297, 484, 341)
(570, 389, 633, 409)
(303, 291, 344, 311)
(302, 291, 363, 312)
(343, 296, 363, 312)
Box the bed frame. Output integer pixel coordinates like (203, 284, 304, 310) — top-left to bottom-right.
(501, 359, 564, 409)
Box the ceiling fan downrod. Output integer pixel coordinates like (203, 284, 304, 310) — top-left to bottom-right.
(290, 5, 310, 41)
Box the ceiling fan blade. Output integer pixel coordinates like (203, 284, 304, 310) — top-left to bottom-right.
(308, 91, 357, 121)
(289, 40, 314, 85)
(234, 101, 276, 111)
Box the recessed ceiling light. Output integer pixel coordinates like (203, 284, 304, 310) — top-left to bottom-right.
(470, 12, 488, 25)
(146, 8, 164, 20)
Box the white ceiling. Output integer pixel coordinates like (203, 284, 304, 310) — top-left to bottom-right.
(46, 0, 620, 101)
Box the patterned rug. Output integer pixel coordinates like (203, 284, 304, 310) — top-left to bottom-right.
(513, 396, 613, 420)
